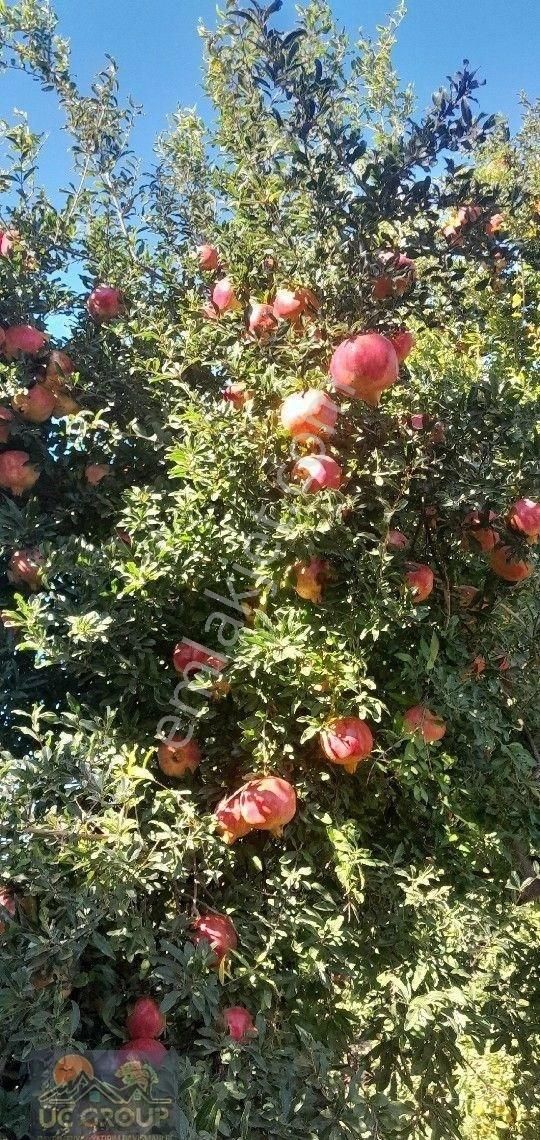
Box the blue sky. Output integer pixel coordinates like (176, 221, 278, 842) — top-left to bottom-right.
(1, 0, 538, 198)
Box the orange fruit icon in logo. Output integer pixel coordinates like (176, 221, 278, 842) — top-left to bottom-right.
(53, 1054, 94, 1085)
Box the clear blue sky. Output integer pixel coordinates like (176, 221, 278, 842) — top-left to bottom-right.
(2, 0, 539, 196)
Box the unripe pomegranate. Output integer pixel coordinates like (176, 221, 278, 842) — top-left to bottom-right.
(0, 888, 15, 935)
(87, 285, 122, 322)
(4, 325, 48, 357)
(8, 549, 43, 590)
(390, 330, 415, 362)
(329, 333, 399, 406)
(319, 717, 374, 774)
(507, 498, 540, 541)
(45, 350, 75, 390)
(280, 390, 338, 439)
(212, 278, 240, 313)
(118, 1038, 167, 1066)
(13, 384, 56, 423)
(126, 997, 165, 1040)
(191, 912, 238, 963)
(0, 406, 13, 443)
(386, 529, 409, 550)
(489, 544, 533, 583)
(0, 451, 39, 495)
(85, 463, 110, 485)
(248, 301, 278, 338)
(292, 454, 342, 493)
(404, 563, 434, 602)
(222, 382, 253, 409)
(157, 736, 201, 778)
(403, 705, 446, 743)
(223, 1006, 256, 1042)
(273, 287, 305, 322)
(196, 244, 220, 271)
(462, 510, 498, 553)
(173, 639, 227, 675)
(293, 557, 330, 602)
(372, 252, 416, 299)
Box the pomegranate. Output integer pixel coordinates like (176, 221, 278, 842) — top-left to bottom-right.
(292, 454, 342, 493)
(0, 451, 39, 495)
(53, 1055, 94, 1085)
(455, 584, 481, 608)
(85, 464, 110, 485)
(403, 705, 446, 743)
(212, 278, 240, 313)
(216, 777, 297, 843)
(280, 390, 338, 439)
(223, 1006, 256, 1042)
(273, 287, 305, 322)
(0, 888, 15, 935)
(13, 384, 56, 423)
(490, 544, 533, 583)
(386, 529, 409, 550)
(191, 912, 238, 962)
(53, 392, 81, 416)
(507, 498, 540, 541)
(462, 510, 498, 553)
(410, 413, 426, 431)
(0, 229, 18, 257)
(329, 333, 399, 406)
(87, 285, 122, 322)
(45, 350, 75, 390)
(8, 549, 43, 590)
(404, 563, 434, 602)
(126, 997, 165, 1040)
(372, 252, 416, 299)
(390, 330, 415, 362)
(118, 1038, 167, 1066)
(319, 717, 374, 774)
(222, 382, 253, 409)
(248, 302, 278, 338)
(196, 244, 220, 271)
(214, 790, 253, 844)
(202, 300, 219, 321)
(4, 325, 48, 357)
(471, 655, 486, 676)
(485, 213, 504, 235)
(293, 557, 330, 602)
(157, 736, 201, 778)
(173, 639, 227, 675)
(0, 406, 13, 443)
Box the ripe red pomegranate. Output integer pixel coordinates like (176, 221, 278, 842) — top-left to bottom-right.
(173, 639, 227, 675)
(87, 285, 122, 322)
(272, 287, 305, 322)
(0, 229, 18, 257)
(386, 529, 409, 550)
(329, 333, 399, 406)
(280, 390, 338, 439)
(118, 1038, 167, 1066)
(85, 464, 110, 486)
(0, 406, 13, 444)
(293, 557, 330, 602)
(4, 325, 48, 357)
(0, 888, 15, 935)
(216, 777, 297, 843)
(462, 510, 498, 553)
(222, 382, 253, 409)
(191, 913, 238, 963)
(248, 301, 278, 338)
(157, 736, 201, 778)
(292, 454, 342, 493)
(45, 350, 75, 391)
(212, 278, 240, 313)
(403, 705, 446, 743)
(0, 451, 39, 495)
(404, 563, 434, 602)
(319, 717, 374, 774)
(196, 244, 220, 271)
(409, 413, 426, 431)
(223, 1006, 256, 1042)
(126, 997, 165, 1040)
(372, 252, 416, 299)
(390, 330, 415, 362)
(13, 384, 56, 423)
(507, 498, 540, 541)
(490, 545, 533, 583)
(8, 549, 43, 590)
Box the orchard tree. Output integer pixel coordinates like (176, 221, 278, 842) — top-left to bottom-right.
(0, 1, 539, 1137)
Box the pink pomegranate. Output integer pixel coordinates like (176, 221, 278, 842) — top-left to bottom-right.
(118, 1038, 167, 1066)
(292, 454, 342, 493)
(13, 384, 56, 423)
(85, 464, 110, 486)
(45, 351, 75, 389)
(4, 325, 48, 358)
(485, 213, 504, 235)
(215, 790, 253, 844)
(157, 736, 201, 778)
(8, 549, 43, 591)
(196, 244, 220, 271)
(390, 330, 415, 362)
(372, 252, 416, 299)
(248, 302, 278, 338)
(191, 913, 238, 963)
(273, 287, 305, 322)
(386, 530, 409, 550)
(280, 390, 338, 439)
(87, 285, 122, 322)
(222, 382, 253, 409)
(173, 639, 227, 675)
(0, 888, 16, 935)
(293, 557, 330, 602)
(0, 406, 13, 444)
(319, 717, 374, 774)
(0, 229, 18, 257)
(490, 545, 533, 583)
(329, 333, 399, 406)
(216, 777, 297, 843)
(404, 563, 434, 602)
(403, 705, 446, 743)
(223, 1006, 256, 1042)
(507, 498, 540, 541)
(0, 451, 39, 495)
(126, 997, 165, 1040)
(212, 278, 240, 313)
